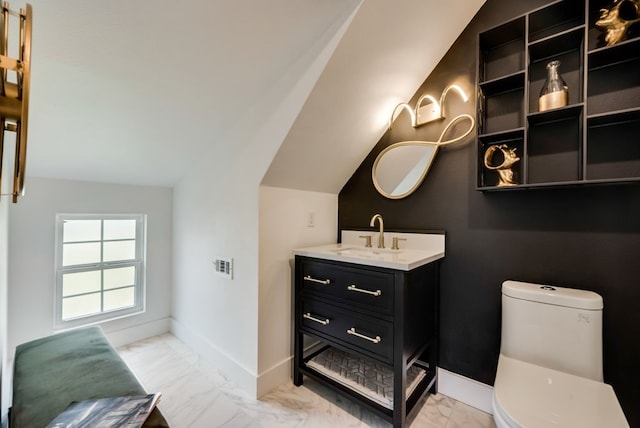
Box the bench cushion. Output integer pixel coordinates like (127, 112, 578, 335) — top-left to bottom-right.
(12, 326, 169, 427)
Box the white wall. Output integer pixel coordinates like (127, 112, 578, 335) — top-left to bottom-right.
(257, 186, 337, 395)
(171, 4, 357, 398)
(7, 177, 172, 355)
(0, 197, 8, 426)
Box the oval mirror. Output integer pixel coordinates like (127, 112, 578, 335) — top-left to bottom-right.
(372, 142, 439, 199)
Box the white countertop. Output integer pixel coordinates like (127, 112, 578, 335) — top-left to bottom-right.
(293, 230, 445, 271)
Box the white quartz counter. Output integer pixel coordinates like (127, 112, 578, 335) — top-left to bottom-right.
(293, 230, 445, 271)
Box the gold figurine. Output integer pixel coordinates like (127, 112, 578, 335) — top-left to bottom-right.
(484, 144, 520, 186)
(596, 0, 640, 46)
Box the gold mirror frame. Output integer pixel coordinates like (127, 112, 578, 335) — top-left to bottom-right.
(372, 114, 475, 199)
(0, 3, 32, 203)
(372, 141, 439, 199)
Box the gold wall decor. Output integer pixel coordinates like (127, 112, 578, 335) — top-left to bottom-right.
(0, 2, 32, 203)
(388, 84, 469, 129)
(374, 83, 475, 199)
(483, 144, 520, 187)
(596, 0, 640, 46)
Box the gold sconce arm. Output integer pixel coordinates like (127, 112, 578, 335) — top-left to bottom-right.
(415, 94, 441, 125)
(439, 84, 468, 119)
(0, 2, 32, 203)
(388, 102, 416, 130)
(388, 83, 470, 130)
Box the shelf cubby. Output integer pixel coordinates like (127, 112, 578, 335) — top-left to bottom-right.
(527, 112, 582, 184)
(479, 71, 525, 98)
(478, 129, 525, 188)
(589, 37, 640, 70)
(476, 0, 640, 191)
(481, 87, 525, 135)
(587, 56, 640, 116)
(528, 28, 584, 114)
(587, 0, 640, 52)
(587, 109, 640, 180)
(479, 17, 525, 83)
(529, 0, 585, 43)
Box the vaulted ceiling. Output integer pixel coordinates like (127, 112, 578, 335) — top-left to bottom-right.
(23, 0, 484, 190)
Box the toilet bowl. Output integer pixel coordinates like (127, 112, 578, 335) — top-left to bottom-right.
(493, 280, 629, 427)
(493, 355, 628, 427)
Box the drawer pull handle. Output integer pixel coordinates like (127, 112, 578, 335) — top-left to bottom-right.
(303, 312, 330, 325)
(304, 275, 331, 285)
(347, 285, 382, 296)
(347, 328, 381, 344)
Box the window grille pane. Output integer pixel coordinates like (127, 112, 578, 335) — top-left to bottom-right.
(63, 242, 101, 266)
(103, 240, 136, 262)
(104, 266, 136, 290)
(62, 293, 101, 320)
(63, 220, 101, 243)
(62, 271, 101, 297)
(104, 287, 135, 311)
(104, 220, 136, 240)
(56, 214, 145, 328)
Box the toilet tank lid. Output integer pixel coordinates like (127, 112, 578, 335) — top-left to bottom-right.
(502, 280, 603, 310)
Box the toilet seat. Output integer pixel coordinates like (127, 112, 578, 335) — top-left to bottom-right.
(493, 354, 629, 428)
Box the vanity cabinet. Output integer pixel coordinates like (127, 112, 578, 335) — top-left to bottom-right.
(293, 256, 439, 427)
(477, 0, 640, 190)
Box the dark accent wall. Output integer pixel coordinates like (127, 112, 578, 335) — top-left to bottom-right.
(338, 0, 640, 425)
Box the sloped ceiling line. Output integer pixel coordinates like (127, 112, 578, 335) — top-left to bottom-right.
(262, 0, 485, 194)
(24, 0, 364, 187)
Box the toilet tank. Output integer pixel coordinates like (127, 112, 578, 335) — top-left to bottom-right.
(501, 280, 603, 381)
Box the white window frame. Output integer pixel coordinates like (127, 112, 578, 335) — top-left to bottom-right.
(54, 213, 146, 330)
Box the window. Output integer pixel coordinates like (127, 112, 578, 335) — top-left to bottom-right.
(54, 214, 146, 329)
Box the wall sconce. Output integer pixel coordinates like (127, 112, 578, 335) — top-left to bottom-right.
(388, 84, 469, 130)
(0, 2, 32, 203)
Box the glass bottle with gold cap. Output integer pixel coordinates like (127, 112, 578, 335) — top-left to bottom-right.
(538, 60, 568, 112)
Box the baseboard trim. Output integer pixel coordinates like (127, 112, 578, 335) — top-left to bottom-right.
(437, 367, 494, 415)
(256, 341, 333, 397)
(104, 317, 171, 348)
(257, 356, 291, 398)
(102, 321, 496, 414)
(170, 318, 258, 398)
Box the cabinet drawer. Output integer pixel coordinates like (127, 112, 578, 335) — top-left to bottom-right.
(301, 299, 393, 363)
(301, 259, 394, 314)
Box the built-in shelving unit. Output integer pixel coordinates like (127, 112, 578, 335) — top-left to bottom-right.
(476, 0, 640, 190)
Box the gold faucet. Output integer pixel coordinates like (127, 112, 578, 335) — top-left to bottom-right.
(369, 214, 385, 248)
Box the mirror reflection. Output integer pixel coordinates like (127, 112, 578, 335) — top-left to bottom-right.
(372, 142, 439, 199)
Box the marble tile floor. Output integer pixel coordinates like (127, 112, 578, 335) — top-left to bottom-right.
(117, 334, 496, 428)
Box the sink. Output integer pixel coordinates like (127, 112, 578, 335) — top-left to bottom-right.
(294, 232, 445, 271)
(329, 246, 403, 257)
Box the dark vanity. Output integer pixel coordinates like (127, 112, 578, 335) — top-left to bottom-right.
(293, 232, 443, 427)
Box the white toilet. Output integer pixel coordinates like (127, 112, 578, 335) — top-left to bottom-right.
(492, 280, 629, 427)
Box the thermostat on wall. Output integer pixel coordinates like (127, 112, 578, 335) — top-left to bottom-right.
(213, 257, 233, 280)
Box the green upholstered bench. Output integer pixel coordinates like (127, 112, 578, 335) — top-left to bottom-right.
(11, 326, 169, 427)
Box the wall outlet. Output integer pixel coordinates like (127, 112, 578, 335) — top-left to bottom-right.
(213, 257, 233, 279)
(307, 211, 315, 228)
